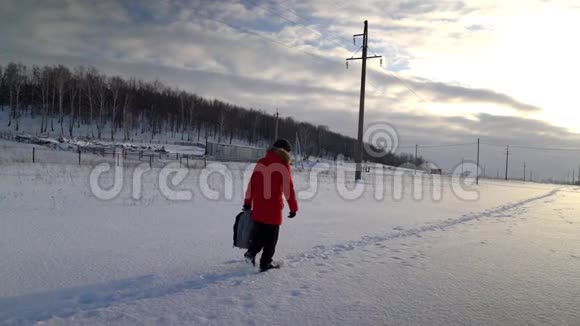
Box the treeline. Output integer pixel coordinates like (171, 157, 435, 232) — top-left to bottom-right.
(0, 62, 422, 166)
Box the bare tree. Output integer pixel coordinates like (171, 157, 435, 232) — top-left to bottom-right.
(5, 63, 26, 131)
(54, 65, 71, 135)
(4, 63, 17, 127)
(188, 96, 195, 141)
(75, 66, 85, 129)
(109, 76, 124, 140)
(39, 66, 51, 133)
(85, 67, 99, 138)
(179, 91, 187, 140)
(95, 74, 107, 140)
(122, 78, 134, 141)
(32, 66, 43, 132)
(0, 64, 4, 113)
(67, 71, 79, 137)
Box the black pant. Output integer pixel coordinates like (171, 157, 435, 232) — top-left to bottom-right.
(247, 222, 280, 269)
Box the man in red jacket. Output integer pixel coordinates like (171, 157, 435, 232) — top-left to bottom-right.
(243, 139, 298, 272)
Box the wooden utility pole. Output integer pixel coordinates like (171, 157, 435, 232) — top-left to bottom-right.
(476, 138, 480, 184)
(505, 145, 510, 181)
(523, 162, 526, 182)
(347, 20, 382, 181)
(274, 111, 279, 141)
(415, 144, 418, 174)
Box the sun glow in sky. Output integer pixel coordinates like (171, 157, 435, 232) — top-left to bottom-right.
(405, 1, 580, 132)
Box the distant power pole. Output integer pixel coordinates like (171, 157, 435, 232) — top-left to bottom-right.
(415, 144, 418, 174)
(523, 162, 526, 182)
(573, 169, 576, 185)
(476, 138, 480, 184)
(578, 164, 580, 184)
(347, 20, 382, 181)
(505, 145, 510, 181)
(274, 111, 279, 140)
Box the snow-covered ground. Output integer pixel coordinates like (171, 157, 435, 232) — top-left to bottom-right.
(0, 154, 579, 325)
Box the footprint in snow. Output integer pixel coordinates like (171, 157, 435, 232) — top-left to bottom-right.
(290, 290, 302, 297)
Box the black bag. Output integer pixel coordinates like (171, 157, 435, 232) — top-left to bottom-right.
(233, 210, 254, 249)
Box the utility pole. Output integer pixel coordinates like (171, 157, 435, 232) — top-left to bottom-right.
(461, 158, 464, 175)
(573, 169, 575, 185)
(274, 110, 279, 141)
(505, 145, 510, 181)
(523, 162, 526, 182)
(476, 138, 480, 184)
(578, 164, 580, 185)
(530, 170, 532, 182)
(415, 144, 418, 174)
(347, 20, 382, 181)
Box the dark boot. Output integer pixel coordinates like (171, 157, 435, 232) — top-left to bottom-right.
(244, 251, 255, 266)
(260, 263, 281, 272)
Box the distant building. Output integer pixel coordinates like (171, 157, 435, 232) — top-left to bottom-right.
(420, 162, 442, 175)
(206, 142, 265, 162)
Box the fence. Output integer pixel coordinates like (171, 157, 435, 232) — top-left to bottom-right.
(0, 145, 209, 169)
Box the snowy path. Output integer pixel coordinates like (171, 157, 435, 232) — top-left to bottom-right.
(2, 172, 579, 325)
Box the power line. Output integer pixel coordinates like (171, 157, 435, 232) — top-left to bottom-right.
(379, 67, 428, 102)
(481, 142, 580, 152)
(398, 142, 477, 149)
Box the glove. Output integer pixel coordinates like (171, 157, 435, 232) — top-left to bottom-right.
(288, 211, 296, 218)
(243, 204, 251, 211)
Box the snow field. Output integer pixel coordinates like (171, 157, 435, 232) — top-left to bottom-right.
(0, 160, 578, 325)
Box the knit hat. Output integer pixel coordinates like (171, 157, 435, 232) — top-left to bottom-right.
(273, 138, 292, 152)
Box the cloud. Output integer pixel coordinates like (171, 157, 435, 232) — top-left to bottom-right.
(408, 79, 542, 113)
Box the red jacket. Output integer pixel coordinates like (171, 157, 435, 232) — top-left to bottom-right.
(244, 148, 298, 225)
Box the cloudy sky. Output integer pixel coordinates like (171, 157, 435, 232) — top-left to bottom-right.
(1, 0, 579, 180)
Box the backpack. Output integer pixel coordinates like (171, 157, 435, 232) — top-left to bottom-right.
(233, 210, 254, 249)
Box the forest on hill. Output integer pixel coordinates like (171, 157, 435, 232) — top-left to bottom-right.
(0, 62, 421, 166)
